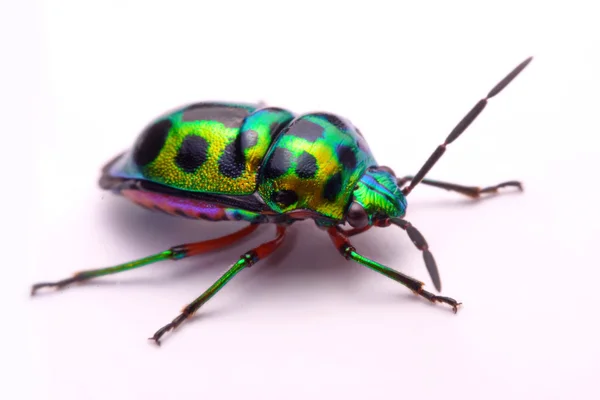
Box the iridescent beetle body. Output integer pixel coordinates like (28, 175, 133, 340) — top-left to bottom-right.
(32, 58, 533, 345)
(101, 102, 399, 226)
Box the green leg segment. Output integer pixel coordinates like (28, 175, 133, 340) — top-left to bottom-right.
(31, 224, 259, 295)
(327, 227, 461, 313)
(149, 225, 287, 345)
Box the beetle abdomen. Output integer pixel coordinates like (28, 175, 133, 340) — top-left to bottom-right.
(121, 189, 266, 223)
(107, 102, 294, 195)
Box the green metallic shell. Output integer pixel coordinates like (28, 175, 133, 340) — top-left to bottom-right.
(107, 104, 386, 224)
(108, 102, 294, 196)
(257, 113, 377, 221)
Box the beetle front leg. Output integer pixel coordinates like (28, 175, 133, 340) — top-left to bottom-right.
(31, 224, 259, 295)
(149, 225, 287, 345)
(397, 176, 522, 199)
(327, 227, 461, 313)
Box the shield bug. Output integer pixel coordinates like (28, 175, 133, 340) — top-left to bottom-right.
(32, 57, 533, 344)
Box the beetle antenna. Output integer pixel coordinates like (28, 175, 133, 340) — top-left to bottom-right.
(402, 56, 533, 196)
(390, 217, 442, 292)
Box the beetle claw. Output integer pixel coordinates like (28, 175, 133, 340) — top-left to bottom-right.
(434, 296, 462, 313)
(148, 336, 162, 346)
(30, 282, 62, 295)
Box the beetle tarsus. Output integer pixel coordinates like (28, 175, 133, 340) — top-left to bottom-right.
(475, 180, 523, 197)
(149, 313, 188, 345)
(417, 288, 462, 313)
(30, 277, 79, 296)
(148, 326, 172, 346)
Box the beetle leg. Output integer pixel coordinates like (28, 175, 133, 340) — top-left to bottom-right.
(149, 225, 287, 345)
(30, 224, 259, 295)
(341, 225, 372, 237)
(397, 176, 522, 199)
(327, 226, 461, 313)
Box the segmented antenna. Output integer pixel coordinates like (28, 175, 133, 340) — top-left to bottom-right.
(402, 57, 533, 196)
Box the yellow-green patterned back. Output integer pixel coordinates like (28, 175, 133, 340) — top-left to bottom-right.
(258, 113, 377, 220)
(108, 102, 294, 195)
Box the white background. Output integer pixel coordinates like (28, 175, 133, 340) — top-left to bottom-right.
(4, 0, 600, 399)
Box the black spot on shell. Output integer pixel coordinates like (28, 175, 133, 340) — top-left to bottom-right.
(286, 118, 324, 142)
(272, 190, 298, 207)
(241, 129, 259, 150)
(133, 119, 172, 166)
(295, 151, 318, 178)
(264, 147, 292, 179)
(175, 135, 209, 173)
(337, 145, 357, 170)
(323, 172, 343, 201)
(182, 104, 250, 128)
(269, 120, 290, 139)
(314, 113, 347, 130)
(219, 134, 245, 178)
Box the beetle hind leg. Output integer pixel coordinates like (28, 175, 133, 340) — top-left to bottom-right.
(30, 224, 259, 295)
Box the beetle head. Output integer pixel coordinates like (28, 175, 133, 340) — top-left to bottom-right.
(346, 166, 407, 228)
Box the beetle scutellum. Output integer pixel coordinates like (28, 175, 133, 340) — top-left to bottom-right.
(32, 57, 533, 344)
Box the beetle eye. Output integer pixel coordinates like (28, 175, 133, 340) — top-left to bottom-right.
(347, 202, 369, 229)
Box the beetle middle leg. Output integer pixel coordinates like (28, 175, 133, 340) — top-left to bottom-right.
(397, 176, 522, 199)
(327, 226, 461, 313)
(149, 225, 287, 345)
(30, 224, 259, 295)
